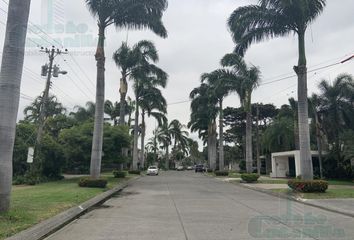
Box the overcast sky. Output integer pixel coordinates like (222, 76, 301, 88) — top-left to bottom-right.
(0, 0, 354, 145)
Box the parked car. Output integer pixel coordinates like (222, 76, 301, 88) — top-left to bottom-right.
(187, 166, 194, 170)
(177, 166, 184, 171)
(147, 166, 159, 176)
(195, 164, 206, 173)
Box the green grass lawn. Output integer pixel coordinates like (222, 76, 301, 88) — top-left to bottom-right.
(0, 174, 132, 240)
(271, 188, 354, 199)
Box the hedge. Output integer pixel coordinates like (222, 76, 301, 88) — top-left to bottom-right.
(288, 180, 328, 193)
(241, 173, 260, 183)
(215, 171, 229, 176)
(78, 178, 108, 188)
(113, 170, 126, 178)
(128, 170, 141, 175)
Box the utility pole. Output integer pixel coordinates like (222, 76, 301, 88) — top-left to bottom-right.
(32, 46, 67, 174)
(36, 46, 68, 145)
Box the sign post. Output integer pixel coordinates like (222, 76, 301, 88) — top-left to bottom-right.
(27, 147, 34, 163)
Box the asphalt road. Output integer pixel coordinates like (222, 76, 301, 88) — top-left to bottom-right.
(46, 171, 354, 240)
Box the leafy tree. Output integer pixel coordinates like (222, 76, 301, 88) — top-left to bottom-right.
(0, 0, 31, 211)
(85, 0, 168, 179)
(59, 122, 131, 174)
(221, 53, 261, 173)
(228, 0, 327, 180)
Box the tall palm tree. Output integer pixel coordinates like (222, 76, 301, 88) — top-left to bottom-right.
(113, 40, 159, 125)
(221, 53, 261, 174)
(0, 0, 31, 212)
(201, 71, 231, 170)
(189, 84, 219, 171)
(138, 86, 167, 168)
(131, 63, 168, 170)
(228, 0, 326, 180)
(85, 0, 168, 179)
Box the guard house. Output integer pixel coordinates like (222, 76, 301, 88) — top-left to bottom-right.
(270, 150, 321, 178)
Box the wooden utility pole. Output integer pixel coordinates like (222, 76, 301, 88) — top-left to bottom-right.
(36, 46, 67, 145)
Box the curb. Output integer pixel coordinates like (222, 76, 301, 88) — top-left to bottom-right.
(6, 177, 140, 240)
(234, 182, 354, 219)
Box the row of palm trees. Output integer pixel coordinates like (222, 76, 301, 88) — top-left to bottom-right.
(147, 119, 190, 169)
(189, 0, 327, 178)
(189, 54, 261, 172)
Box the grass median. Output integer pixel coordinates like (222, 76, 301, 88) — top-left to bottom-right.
(0, 173, 133, 240)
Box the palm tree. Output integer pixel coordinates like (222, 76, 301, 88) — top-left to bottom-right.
(317, 74, 354, 153)
(113, 40, 159, 125)
(168, 120, 190, 166)
(189, 84, 219, 171)
(85, 0, 168, 179)
(228, 0, 326, 180)
(201, 71, 231, 170)
(131, 63, 168, 170)
(221, 53, 261, 174)
(0, 0, 31, 212)
(104, 100, 120, 126)
(309, 94, 324, 179)
(156, 123, 172, 169)
(24, 95, 66, 123)
(70, 102, 96, 123)
(138, 86, 167, 169)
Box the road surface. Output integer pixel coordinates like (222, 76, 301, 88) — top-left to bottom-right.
(46, 171, 354, 240)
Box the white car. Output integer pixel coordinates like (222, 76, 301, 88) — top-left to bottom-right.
(147, 166, 159, 176)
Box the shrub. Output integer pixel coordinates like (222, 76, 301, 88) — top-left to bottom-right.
(207, 169, 213, 173)
(241, 173, 260, 183)
(113, 170, 126, 178)
(128, 170, 141, 175)
(215, 171, 229, 176)
(13, 176, 26, 185)
(78, 178, 107, 188)
(288, 180, 328, 193)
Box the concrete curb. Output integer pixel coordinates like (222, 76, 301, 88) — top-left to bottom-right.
(6, 177, 140, 240)
(233, 182, 354, 219)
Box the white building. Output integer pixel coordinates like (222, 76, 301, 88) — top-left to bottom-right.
(270, 150, 321, 178)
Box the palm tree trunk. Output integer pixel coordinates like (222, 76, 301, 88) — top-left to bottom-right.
(209, 121, 217, 171)
(294, 31, 313, 180)
(245, 110, 253, 174)
(140, 111, 146, 169)
(256, 105, 261, 175)
(132, 96, 139, 170)
(219, 100, 224, 170)
(119, 73, 127, 125)
(165, 145, 169, 170)
(0, 0, 31, 212)
(90, 25, 106, 179)
(314, 114, 323, 179)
